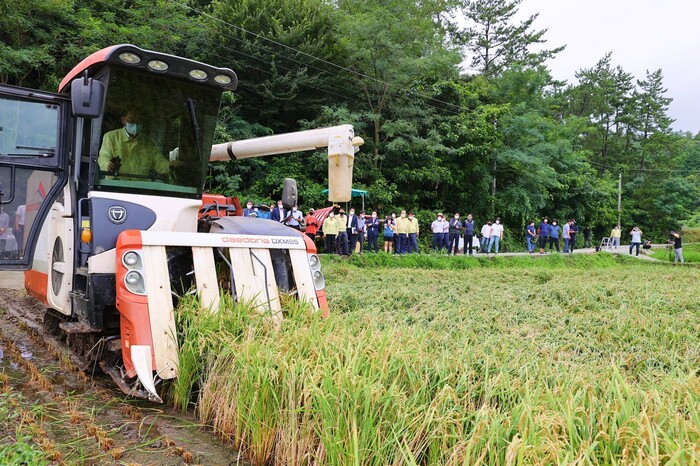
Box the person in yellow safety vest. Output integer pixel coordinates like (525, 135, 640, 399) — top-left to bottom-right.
(395, 210, 409, 254)
(609, 225, 621, 249)
(98, 109, 171, 180)
(322, 212, 339, 254)
(335, 209, 349, 255)
(406, 212, 420, 253)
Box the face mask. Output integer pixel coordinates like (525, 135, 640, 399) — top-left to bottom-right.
(455, 216, 460, 220)
(401, 214, 406, 218)
(350, 211, 355, 215)
(292, 207, 297, 212)
(372, 214, 377, 218)
(125, 122, 143, 137)
(247, 204, 252, 209)
(496, 221, 500, 224)
(278, 204, 283, 208)
(329, 214, 334, 218)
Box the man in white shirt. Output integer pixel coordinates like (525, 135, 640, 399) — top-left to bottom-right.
(284, 206, 305, 230)
(480, 221, 492, 253)
(431, 213, 448, 252)
(487, 218, 504, 254)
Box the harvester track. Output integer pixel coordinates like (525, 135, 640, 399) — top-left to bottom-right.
(0, 288, 246, 465)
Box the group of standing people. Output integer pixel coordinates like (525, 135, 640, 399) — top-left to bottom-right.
(244, 201, 688, 264)
(320, 208, 383, 255)
(530, 217, 585, 254)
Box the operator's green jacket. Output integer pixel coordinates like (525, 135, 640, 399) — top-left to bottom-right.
(98, 128, 169, 177)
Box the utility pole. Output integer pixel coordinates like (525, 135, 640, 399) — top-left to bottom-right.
(617, 172, 622, 227)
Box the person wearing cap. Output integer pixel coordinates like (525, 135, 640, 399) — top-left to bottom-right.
(395, 210, 409, 254)
(366, 211, 380, 252)
(407, 212, 420, 253)
(305, 208, 319, 241)
(322, 211, 338, 254)
(480, 220, 491, 253)
(449, 212, 463, 255)
(463, 213, 476, 255)
(336, 209, 349, 255)
(486, 218, 503, 254)
(431, 213, 448, 251)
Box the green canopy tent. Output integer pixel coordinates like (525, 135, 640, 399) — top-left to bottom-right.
(321, 188, 368, 211)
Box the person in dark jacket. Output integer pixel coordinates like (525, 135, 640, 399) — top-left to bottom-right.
(346, 208, 359, 254)
(448, 213, 463, 255)
(366, 211, 380, 252)
(583, 226, 592, 247)
(463, 213, 476, 255)
(538, 217, 550, 254)
(270, 201, 286, 223)
(570, 219, 579, 251)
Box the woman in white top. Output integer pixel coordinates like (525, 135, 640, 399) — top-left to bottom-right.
(629, 226, 643, 256)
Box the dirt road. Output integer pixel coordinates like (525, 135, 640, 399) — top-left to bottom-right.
(0, 282, 246, 466)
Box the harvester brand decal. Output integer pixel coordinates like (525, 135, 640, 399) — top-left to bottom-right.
(271, 238, 300, 245)
(108, 206, 127, 224)
(219, 236, 301, 246)
(221, 237, 270, 244)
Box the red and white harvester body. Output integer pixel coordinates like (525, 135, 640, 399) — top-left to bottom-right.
(0, 45, 361, 401)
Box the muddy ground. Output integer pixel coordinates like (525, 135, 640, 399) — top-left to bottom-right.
(0, 272, 246, 466)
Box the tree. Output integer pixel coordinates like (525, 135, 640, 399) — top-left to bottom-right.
(455, 0, 563, 76)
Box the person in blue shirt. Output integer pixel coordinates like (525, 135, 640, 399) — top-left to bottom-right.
(242, 200, 255, 217)
(549, 220, 561, 252)
(538, 217, 550, 254)
(526, 221, 536, 253)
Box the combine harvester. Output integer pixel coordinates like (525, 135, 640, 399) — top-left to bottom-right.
(0, 44, 362, 402)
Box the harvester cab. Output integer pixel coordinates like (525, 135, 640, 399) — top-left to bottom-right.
(0, 44, 362, 402)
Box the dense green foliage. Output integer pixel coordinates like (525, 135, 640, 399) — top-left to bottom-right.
(174, 256, 700, 465)
(4, 0, 699, 239)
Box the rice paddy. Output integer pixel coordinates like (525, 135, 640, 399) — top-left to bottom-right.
(174, 253, 700, 465)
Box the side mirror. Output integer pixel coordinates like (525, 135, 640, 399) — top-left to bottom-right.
(71, 73, 105, 119)
(281, 178, 298, 210)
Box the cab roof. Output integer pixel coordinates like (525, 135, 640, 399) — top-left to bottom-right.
(58, 44, 237, 93)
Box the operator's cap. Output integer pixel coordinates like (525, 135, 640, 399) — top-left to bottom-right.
(438, 212, 443, 217)
(309, 208, 315, 213)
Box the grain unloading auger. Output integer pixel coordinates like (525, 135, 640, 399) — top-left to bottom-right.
(0, 44, 362, 402)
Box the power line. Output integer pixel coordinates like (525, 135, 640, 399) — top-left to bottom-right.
(166, 0, 468, 116)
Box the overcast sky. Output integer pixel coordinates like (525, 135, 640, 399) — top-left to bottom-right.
(514, 0, 699, 133)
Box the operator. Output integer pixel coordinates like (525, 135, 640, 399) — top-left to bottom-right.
(98, 110, 170, 180)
